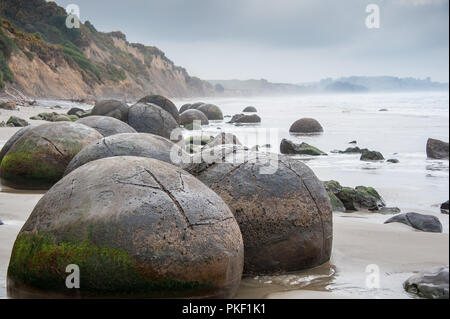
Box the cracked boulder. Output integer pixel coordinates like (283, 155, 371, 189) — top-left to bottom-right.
(137, 95, 180, 123)
(91, 100, 130, 122)
(7, 156, 244, 298)
(128, 103, 180, 141)
(0, 122, 102, 190)
(184, 146, 333, 275)
(65, 133, 189, 175)
(76, 116, 137, 137)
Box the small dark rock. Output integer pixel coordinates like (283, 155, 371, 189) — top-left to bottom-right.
(67, 107, 84, 116)
(7, 116, 29, 127)
(280, 139, 327, 156)
(441, 200, 449, 215)
(360, 150, 384, 161)
(349, 140, 357, 144)
(384, 212, 443, 233)
(404, 266, 449, 299)
(379, 108, 389, 112)
(378, 207, 401, 215)
(426, 138, 449, 160)
(0, 220, 3, 225)
(243, 106, 257, 113)
(229, 114, 261, 124)
(387, 159, 400, 164)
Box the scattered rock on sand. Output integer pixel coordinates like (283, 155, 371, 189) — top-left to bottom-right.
(91, 100, 129, 122)
(384, 212, 443, 233)
(360, 149, 384, 161)
(289, 118, 324, 134)
(229, 114, 261, 124)
(349, 140, 357, 144)
(0, 122, 102, 189)
(0, 102, 17, 110)
(179, 109, 209, 127)
(128, 103, 180, 140)
(65, 133, 188, 175)
(197, 104, 224, 121)
(8, 157, 244, 298)
(440, 200, 449, 215)
(76, 116, 137, 137)
(324, 181, 386, 211)
(6, 116, 29, 127)
(378, 207, 401, 215)
(426, 138, 449, 159)
(243, 106, 257, 113)
(404, 265, 449, 299)
(204, 133, 241, 149)
(379, 108, 389, 112)
(185, 147, 333, 275)
(280, 139, 327, 156)
(137, 95, 179, 123)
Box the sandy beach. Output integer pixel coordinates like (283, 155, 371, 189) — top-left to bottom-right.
(1, 96, 449, 299)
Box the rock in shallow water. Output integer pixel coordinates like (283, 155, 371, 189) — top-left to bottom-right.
(289, 118, 323, 134)
(65, 133, 188, 175)
(243, 106, 257, 113)
(384, 212, 443, 233)
(441, 200, 449, 215)
(360, 149, 384, 161)
(229, 114, 261, 124)
(7, 156, 244, 298)
(280, 139, 327, 156)
(184, 146, 333, 275)
(0, 122, 102, 190)
(76, 116, 137, 137)
(427, 138, 449, 160)
(404, 265, 449, 299)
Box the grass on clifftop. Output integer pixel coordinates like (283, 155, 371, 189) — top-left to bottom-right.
(0, 27, 15, 87)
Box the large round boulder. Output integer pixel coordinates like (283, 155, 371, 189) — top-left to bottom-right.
(0, 123, 102, 189)
(229, 114, 261, 124)
(191, 102, 206, 109)
(0, 125, 36, 165)
(65, 133, 189, 175)
(137, 95, 179, 123)
(128, 103, 180, 141)
(184, 146, 333, 275)
(197, 104, 224, 121)
(7, 156, 244, 298)
(180, 109, 209, 127)
(76, 116, 137, 137)
(426, 138, 449, 159)
(243, 106, 257, 113)
(179, 103, 192, 114)
(289, 118, 324, 134)
(91, 100, 129, 122)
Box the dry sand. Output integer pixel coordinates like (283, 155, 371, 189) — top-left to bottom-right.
(0, 108, 448, 299)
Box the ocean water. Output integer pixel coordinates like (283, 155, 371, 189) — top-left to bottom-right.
(175, 91, 450, 233)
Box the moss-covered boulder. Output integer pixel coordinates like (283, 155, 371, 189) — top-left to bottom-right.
(184, 146, 333, 275)
(91, 100, 129, 122)
(289, 118, 324, 134)
(76, 116, 137, 137)
(0, 125, 36, 165)
(0, 123, 102, 189)
(7, 156, 244, 298)
(138, 95, 179, 123)
(6, 116, 29, 127)
(65, 133, 189, 175)
(197, 104, 223, 121)
(280, 139, 327, 156)
(128, 103, 180, 141)
(323, 181, 345, 212)
(360, 150, 384, 161)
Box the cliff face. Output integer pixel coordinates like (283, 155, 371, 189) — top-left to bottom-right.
(0, 0, 213, 100)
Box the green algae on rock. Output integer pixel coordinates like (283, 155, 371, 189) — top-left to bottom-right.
(0, 122, 102, 189)
(8, 156, 244, 298)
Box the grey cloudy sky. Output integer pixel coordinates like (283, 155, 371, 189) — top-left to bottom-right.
(54, 0, 449, 83)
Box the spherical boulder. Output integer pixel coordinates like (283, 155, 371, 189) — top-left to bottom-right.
(92, 100, 129, 122)
(184, 146, 333, 275)
(179, 103, 192, 114)
(76, 116, 137, 137)
(243, 106, 257, 113)
(197, 104, 224, 121)
(180, 109, 209, 127)
(128, 103, 180, 141)
(138, 95, 179, 123)
(7, 156, 244, 298)
(191, 102, 206, 109)
(65, 133, 189, 175)
(0, 122, 102, 189)
(289, 118, 324, 134)
(228, 114, 261, 124)
(0, 125, 36, 165)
